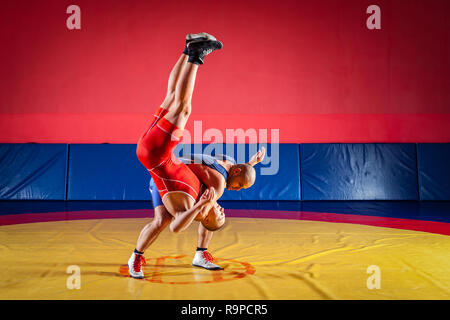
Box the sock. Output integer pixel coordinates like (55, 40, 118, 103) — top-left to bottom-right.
(187, 54, 201, 65)
(196, 247, 207, 252)
(134, 248, 144, 255)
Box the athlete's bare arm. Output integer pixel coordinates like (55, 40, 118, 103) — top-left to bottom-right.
(248, 147, 266, 167)
(168, 187, 215, 233)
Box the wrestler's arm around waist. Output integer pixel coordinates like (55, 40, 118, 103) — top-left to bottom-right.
(186, 163, 225, 212)
(168, 187, 215, 233)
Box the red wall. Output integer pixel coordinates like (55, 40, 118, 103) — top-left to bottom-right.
(0, 0, 449, 143)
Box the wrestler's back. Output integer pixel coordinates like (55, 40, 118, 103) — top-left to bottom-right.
(187, 163, 225, 199)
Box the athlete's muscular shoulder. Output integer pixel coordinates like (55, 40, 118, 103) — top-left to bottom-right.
(187, 163, 225, 197)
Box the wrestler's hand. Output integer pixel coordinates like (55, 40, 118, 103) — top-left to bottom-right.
(199, 186, 215, 205)
(248, 146, 266, 166)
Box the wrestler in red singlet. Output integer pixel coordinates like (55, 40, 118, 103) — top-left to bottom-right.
(136, 106, 202, 203)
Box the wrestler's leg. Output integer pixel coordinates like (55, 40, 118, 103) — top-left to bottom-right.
(138, 36, 222, 155)
(163, 61, 198, 130)
(136, 54, 188, 166)
(137, 54, 197, 167)
(160, 54, 189, 110)
(163, 37, 223, 130)
(137, 53, 188, 142)
(192, 223, 222, 270)
(197, 223, 213, 248)
(128, 205, 173, 279)
(135, 205, 172, 253)
(156, 60, 201, 217)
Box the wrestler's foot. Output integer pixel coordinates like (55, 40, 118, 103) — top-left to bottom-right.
(183, 32, 217, 55)
(192, 250, 223, 270)
(128, 252, 146, 279)
(187, 39, 223, 65)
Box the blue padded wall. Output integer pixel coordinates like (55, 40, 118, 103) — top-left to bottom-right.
(0, 144, 68, 200)
(8, 142, 447, 202)
(173, 143, 301, 200)
(300, 144, 419, 200)
(417, 143, 450, 200)
(67, 144, 150, 200)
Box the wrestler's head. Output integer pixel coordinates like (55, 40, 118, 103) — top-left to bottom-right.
(201, 202, 226, 231)
(226, 164, 256, 191)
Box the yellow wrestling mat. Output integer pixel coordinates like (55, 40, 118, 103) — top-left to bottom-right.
(0, 217, 449, 300)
